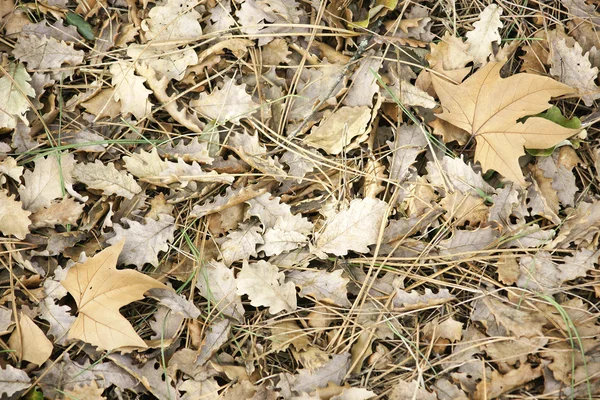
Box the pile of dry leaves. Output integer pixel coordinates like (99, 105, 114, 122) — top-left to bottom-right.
(1, 0, 600, 398)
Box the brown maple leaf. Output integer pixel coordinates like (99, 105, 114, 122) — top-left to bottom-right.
(432, 62, 580, 185)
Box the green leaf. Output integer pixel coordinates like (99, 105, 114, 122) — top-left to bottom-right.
(65, 12, 95, 41)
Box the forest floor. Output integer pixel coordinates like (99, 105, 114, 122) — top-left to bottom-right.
(1, 0, 600, 399)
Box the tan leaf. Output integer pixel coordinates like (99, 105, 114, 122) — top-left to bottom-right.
(8, 312, 53, 365)
(269, 320, 310, 353)
(481, 297, 546, 338)
(313, 198, 387, 256)
(73, 160, 141, 199)
(141, 0, 202, 41)
(0, 63, 35, 129)
(290, 353, 351, 394)
(228, 131, 286, 178)
(81, 88, 121, 119)
(159, 137, 212, 164)
(426, 155, 494, 195)
(550, 201, 600, 248)
(393, 288, 454, 309)
(13, 35, 84, 72)
(305, 106, 372, 154)
(0, 190, 30, 239)
(110, 61, 152, 119)
(343, 54, 383, 107)
(518, 249, 599, 293)
(432, 62, 579, 185)
(287, 269, 350, 306)
(246, 193, 309, 231)
(64, 381, 105, 400)
(30, 197, 84, 228)
(0, 365, 31, 397)
(107, 214, 176, 268)
(220, 221, 263, 266)
(439, 227, 497, 257)
(465, 4, 503, 66)
(191, 77, 259, 124)
(135, 63, 204, 133)
(550, 36, 600, 106)
(387, 124, 428, 182)
(389, 379, 436, 400)
(18, 153, 77, 212)
(61, 240, 169, 351)
(474, 364, 542, 400)
(127, 45, 198, 81)
(196, 261, 244, 321)
(236, 260, 296, 314)
(428, 32, 473, 71)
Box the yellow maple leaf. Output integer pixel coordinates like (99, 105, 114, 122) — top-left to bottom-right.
(61, 240, 168, 351)
(432, 62, 580, 185)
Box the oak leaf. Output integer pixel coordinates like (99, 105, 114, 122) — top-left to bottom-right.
(18, 153, 79, 212)
(236, 260, 296, 314)
(305, 106, 371, 154)
(191, 77, 259, 124)
(110, 61, 153, 119)
(0, 365, 30, 397)
(432, 62, 579, 185)
(73, 160, 141, 199)
(549, 36, 600, 106)
(61, 240, 169, 351)
(465, 4, 503, 66)
(13, 35, 84, 75)
(313, 198, 387, 256)
(141, 0, 202, 42)
(107, 214, 176, 269)
(0, 190, 31, 239)
(196, 261, 244, 322)
(0, 63, 35, 130)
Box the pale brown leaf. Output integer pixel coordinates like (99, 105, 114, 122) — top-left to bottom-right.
(432, 62, 579, 185)
(108, 213, 176, 269)
(236, 260, 296, 314)
(61, 240, 169, 350)
(8, 313, 53, 365)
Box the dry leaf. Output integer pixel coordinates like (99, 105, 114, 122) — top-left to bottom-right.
(127, 45, 198, 81)
(220, 221, 263, 266)
(196, 261, 244, 321)
(108, 213, 176, 269)
(18, 153, 78, 212)
(305, 106, 371, 155)
(61, 240, 169, 350)
(73, 160, 142, 199)
(549, 36, 600, 106)
(236, 260, 297, 314)
(141, 0, 202, 41)
(192, 77, 260, 124)
(8, 312, 53, 365)
(313, 198, 387, 256)
(13, 35, 84, 73)
(228, 131, 286, 178)
(465, 4, 503, 66)
(0, 63, 35, 130)
(389, 379, 437, 400)
(387, 124, 427, 182)
(110, 61, 152, 119)
(0, 365, 31, 397)
(287, 269, 350, 306)
(0, 190, 31, 239)
(432, 62, 579, 185)
(30, 197, 84, 228)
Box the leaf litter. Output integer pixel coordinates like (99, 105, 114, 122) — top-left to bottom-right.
(0, 0, 600, 399)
